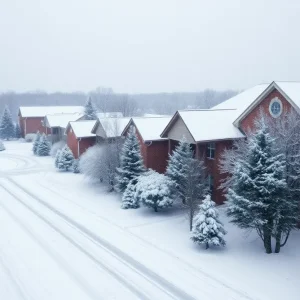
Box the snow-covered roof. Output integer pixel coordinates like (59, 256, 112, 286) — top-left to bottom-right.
(97, 112, 123, 118)
(19, 106, 84, 118)
(67, 121, 97, 138)
(99, 117, 131, 138)
(275, 81, 300, 108)
(130, 117, 172, 141)
(161, 109, 245, 142)
(179, 109, 245, 141)
(212, 84, 270, 119)
(45, 113, 83, 128)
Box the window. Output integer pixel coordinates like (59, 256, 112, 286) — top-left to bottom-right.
(269, 97, 282, 118)
(206, 142, 215, 159)
(52, 127, 59, 134)
(208, 174, 214, 193)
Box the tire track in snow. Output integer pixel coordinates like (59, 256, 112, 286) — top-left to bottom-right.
(0, 248, 30, 300)
(6, 177, 197, 300)
(0, 187, 104, 300)
(33, 177, 259, 300)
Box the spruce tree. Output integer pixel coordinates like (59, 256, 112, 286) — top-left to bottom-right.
(55, 149, 62, 168)
(115, 126, 145, 192)
(121, 179, 139, 209)
(84, 97, 98, 120)
(59, 146, 75, 171)
(15, 123, 22, 138)
(191, 195, 226, 249)
(165, 138, 194, 204)
(37, 134, 51, 156)
(226, 125, 287, 254)
(32, 131, 41, 155)
(72, 159, 80, 173)
(0, 106, 15, 140)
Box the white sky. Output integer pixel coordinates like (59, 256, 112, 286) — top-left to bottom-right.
(0, 0, 300, 93)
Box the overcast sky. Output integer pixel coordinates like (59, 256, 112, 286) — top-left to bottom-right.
(0, 0, 299, 93)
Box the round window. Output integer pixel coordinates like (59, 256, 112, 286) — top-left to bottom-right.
(269, 98, 282, 118)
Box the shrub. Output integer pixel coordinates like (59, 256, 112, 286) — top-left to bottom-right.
(0, 140, 5, 151)
(25, 133, 37, 142)
(135, 171, 174, 212)
(50, 141, 66, 157)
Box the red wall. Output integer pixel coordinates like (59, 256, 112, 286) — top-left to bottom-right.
(196, 140, 233, 205)
(66, 129, 95, 159)
(19, 116, 48, 137)
(240, 89, 293, 133)
(124, 125, 169, 173)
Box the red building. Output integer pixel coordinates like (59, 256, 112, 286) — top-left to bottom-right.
(160, 81, 299, 204)
(18, 106, 83, 137)
(122, 117, 171, 173)
(65, 120, 97, 158)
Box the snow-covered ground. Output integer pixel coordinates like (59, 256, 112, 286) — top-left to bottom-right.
(0, 141, 299, 300)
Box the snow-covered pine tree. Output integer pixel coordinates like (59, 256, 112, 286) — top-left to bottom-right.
(15, 123, 22, 138)
(191, 194, 226, 249)
(226, 124, 287, 254)
(84, 97, 98, 120)
(32, 131, 41, 155)
(115, 126, 145, 193)
(0, 140, 5, 151)
(0, 106, 15, 140)
(183, 158, 207, 231)
(59, 146, 75, 171)
(135, 172, 174, 212)
(55, 149, 62, 169)
(72, 159, 80, 173)
(37, 134, 51, 156)
(165, 138, 194, 204)
(121, 178, 139, 209)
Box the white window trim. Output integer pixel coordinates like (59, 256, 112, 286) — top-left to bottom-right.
(269, 97, 283, 118)
(207, 142, 215, 159)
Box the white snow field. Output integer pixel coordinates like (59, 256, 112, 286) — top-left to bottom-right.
(0, 141, 299, 300)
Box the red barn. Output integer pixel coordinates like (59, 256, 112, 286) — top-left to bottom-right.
(18, 106, 83, 137)
(161, 81, 300, 204)
(122, 117, 171, 173)
(65, 120, 97, 158)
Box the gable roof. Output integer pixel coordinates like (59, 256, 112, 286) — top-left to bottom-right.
(19, 106, 84, 118)
(212, 83, 270, 119)
(91, 117, 131, 138)
(123, 117, 172, 142)
(66, 120, 97, 138)
(161, 110, 245, 142)
(213, 81, 300, 126)
(45, 113, 83, 128)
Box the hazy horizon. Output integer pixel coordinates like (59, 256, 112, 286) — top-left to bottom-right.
(1, 0, 299, 94)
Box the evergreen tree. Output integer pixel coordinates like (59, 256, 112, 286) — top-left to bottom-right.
(37, 134, 51, 156)
(191, 195, 226, 249)
(121, 179, 139, 209)
(0, 106, 15, 140)
(84, 97, 98, 120)
(115, 126, 145, 192)
(165, 138, 195, 204)
(59, 146, 75, 171)
(55, 149, 62, 168)
(226, 125, 287, 254)
(72, 159, 80, 173)
(15, 123, 22, 138)
(32, 131, 41, 155)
